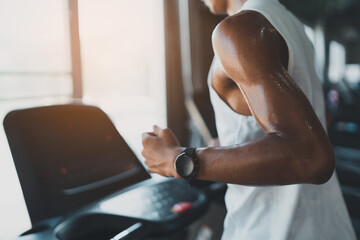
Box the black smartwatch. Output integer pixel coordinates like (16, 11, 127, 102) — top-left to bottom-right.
(174, 147, 199, 181)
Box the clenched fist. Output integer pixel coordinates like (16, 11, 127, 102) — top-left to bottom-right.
(141, 125, 184, 177)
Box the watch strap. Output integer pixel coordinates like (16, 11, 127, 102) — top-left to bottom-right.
(184, 147, 196, 157)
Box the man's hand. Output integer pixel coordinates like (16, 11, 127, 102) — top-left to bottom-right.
(141, 125, 184, 177)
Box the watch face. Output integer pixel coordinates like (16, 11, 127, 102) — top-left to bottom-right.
(175, 153, 195, 177)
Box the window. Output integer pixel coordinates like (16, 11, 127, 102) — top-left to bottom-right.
(329, 41, 346, 83)
(329, 41, 360, 86)
(0, 0, 72, 238)
(78, 0, 166, 151)
(0, 0, 166, 238)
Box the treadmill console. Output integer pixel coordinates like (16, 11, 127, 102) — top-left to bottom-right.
(4, 105, 150, 224)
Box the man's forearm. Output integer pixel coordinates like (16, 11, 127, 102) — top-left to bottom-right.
(194, 133, 334, 185)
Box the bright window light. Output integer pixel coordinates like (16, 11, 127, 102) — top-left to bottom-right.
(0, 0, 72, 238)
(345, 64, 360, 85)
(329, 41, 346, 83)
(0, 0, 166, 238)
(78, 0, 166, 153)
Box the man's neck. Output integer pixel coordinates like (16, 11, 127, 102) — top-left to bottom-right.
(226, 0, 247, 16)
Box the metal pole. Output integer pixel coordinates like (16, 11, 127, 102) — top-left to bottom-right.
(178, 0, 212, 144)
(68, 0, 83, 100)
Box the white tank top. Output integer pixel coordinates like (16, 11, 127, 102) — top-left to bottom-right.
(209, 0, 356, 239)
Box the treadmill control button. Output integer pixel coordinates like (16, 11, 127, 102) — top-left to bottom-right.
(172, 202, 193, 213)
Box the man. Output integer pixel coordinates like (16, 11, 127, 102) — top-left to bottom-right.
(142, 0, 356, 239)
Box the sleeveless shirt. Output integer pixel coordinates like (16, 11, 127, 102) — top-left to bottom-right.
(208, 0, 356, 239)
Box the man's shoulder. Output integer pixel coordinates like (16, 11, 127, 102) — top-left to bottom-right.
(211, 10, 286, 78)
(213, 10, 270, 40)
(212, 10, 280, 56)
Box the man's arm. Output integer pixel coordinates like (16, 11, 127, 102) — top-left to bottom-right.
(142, 11, 334, 185)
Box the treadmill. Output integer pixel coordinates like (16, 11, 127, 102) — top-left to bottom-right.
(3, 104, 208, 240)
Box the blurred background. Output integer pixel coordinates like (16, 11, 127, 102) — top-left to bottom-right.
(0, 0, 359, 238)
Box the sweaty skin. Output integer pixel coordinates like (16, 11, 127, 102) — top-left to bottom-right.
(141, 3, 335, 185)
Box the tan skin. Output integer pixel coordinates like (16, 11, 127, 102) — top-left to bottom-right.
(141, 0, 335, 185)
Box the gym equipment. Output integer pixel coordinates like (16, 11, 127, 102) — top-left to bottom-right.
(4, 104, 208, 240)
